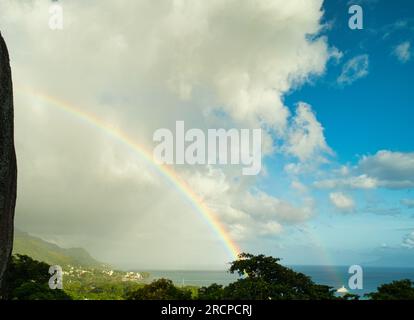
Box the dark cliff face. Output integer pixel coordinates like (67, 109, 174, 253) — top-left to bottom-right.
(0, 31, 17, 289)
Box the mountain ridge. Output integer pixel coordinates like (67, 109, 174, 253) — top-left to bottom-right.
(13, 229, 109, 269)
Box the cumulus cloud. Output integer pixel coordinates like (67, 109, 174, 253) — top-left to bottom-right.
(329, 192, 355, 212)
(0, 0, 335, 268)
(285, 102, 333, 162)
(337, 54, 369, 85)
(393, 41, 411, 63)
(315, 151, 414, 191)
(236, 191, 314, 225)
(358, 150, 414, 189)
(185, 167, 313, 240)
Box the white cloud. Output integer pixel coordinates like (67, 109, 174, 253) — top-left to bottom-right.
(291, 180, 308, 194)
(329, 47, 344, 63)
(186, 167, 314, 240)
(402, 232, 414, 249)
(284, 161, 322, 176)
(329, 192, 355, 212)
(0, 0, 334, 268)
(237, 191, 314, 224)
(358, 150, 414, 189)
(315, 151, 414, 191)
(315, 174, 378, 189)
(337, 54, 369, 85)
(393, 41, 411, 63)
(259, 221, 283, 236)
(285, 102, 333, 162)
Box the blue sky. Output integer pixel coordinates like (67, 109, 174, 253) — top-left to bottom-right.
(289, 0, 414, 159)
(251, 0, 414, 266)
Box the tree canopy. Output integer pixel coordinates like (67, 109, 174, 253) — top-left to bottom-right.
(198, 253, 337, 300)
(126, 278, 192, 300)
(366, 279, 414, 300)
(3, 253, 414, 300)
(1, 255, 71, 300)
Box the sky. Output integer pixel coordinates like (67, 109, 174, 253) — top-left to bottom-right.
(0, 0, 413, 269)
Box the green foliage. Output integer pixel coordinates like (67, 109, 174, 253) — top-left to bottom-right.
(198, 253, 337, 300)
(1, 254, 148, 300)
(342, 293, 360, 300)
(1, 255, 71, 300)
(64, 270, 145, 300)
(366, 279, 414, 300)
(198, 283, 225, 300)
(126, 278, 192, 300)
(5, 251, 414, 301)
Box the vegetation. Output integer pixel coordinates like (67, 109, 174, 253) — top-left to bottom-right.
(63, 266, 149, 300)
(1, 254, 151, 300)
(198, 283, 225, 300)
(197, 253, 337, 300)
(126, 279, 192, 300)
(366, 279, 414, 300)
(13, 229, 107, 268)
(1, 255, 71, 300)
(2, 252, 414, 300)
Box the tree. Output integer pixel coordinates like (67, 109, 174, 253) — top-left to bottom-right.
(366, 279, 414, 300)
(198, 253, 337, 300)
(125, 279, 192, 300)
(0, 31, 17, 290)
(198, 283, 225, 300)
(1, 255, 71, 300)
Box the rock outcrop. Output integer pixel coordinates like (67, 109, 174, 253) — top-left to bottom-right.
(0, 31, 17, 289)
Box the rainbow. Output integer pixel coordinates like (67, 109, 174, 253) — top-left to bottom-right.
(16, 85, 241, 261)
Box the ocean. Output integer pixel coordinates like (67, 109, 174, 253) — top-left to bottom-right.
(145, 266, 414, 297)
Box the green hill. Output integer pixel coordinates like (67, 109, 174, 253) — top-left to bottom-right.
(13, 229, 108, 268)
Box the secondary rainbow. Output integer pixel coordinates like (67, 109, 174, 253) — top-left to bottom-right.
(16, 85, 241, 260)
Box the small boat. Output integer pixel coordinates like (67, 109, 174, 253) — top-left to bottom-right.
(336, 285, 349, 294)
